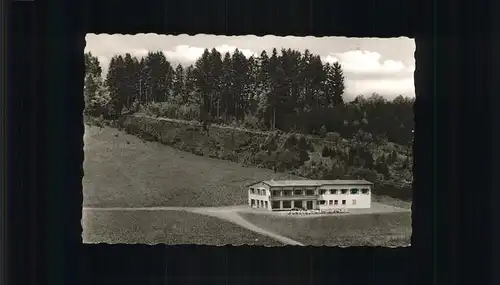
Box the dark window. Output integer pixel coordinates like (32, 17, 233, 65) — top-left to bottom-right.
(319, 200, 326, 205)
(272, 201, 280, 209)
(350, 188, 359, 195)
(334, 200, 339, 205)
(361, 188, 370, 194)
(261, 189, 266, 195)
(341, 189, 348, 194)
(283, 201, 292, 208)
(330, 189, 338, 195)
(283, 191, 290, 196)
(306, 190, 314, 195)
(330, 200, 333, 205)
(320, 190, 326, 195)
(293, 189, 303, 195)
(342, 200, 346, 205)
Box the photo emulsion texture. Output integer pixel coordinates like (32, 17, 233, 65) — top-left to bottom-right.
(82, 34, 414, 247)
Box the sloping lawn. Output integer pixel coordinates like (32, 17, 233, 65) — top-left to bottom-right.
(82, 209, 283, 246)
(239, 211, 411, 247)
(83, 125, 298, 208)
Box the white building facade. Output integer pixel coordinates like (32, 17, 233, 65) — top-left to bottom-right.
(247, 181, 273, 210)
(247, 180, 373, 211)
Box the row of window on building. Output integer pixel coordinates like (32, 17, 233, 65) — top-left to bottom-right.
(269, 200, 312, 209)
(271, 200, 293, 209)
(252, 199, 312, 209)
(250, 199, 269, 208)
(320, 188, 370, 195)
(249, 188, 370, 196)
(251, 199, 358, 209)
(318, 199, 357, 206)
(249, 188, 268, 195)
(272, 189, 316, 196)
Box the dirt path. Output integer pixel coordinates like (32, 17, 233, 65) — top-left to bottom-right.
(83, 206, 304, 246)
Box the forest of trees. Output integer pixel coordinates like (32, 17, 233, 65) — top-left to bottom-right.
(85, 47, 414, 146)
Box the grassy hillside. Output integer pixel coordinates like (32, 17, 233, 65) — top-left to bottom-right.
(83, 209, 283, 246)
(114, 114, 413, 201)
(239, 211, 411, 247)
(83, 125, 300, 208)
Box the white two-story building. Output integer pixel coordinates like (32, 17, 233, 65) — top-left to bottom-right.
(247, 180, 373, 211)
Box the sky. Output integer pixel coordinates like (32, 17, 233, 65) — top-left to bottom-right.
(85, 34, 415, 100)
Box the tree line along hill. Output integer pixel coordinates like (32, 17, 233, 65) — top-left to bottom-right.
(84, 47, 414, 201)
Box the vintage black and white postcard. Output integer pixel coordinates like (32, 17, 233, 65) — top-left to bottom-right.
(82, 34, 414, 247)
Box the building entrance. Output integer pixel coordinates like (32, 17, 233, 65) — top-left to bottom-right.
(294, 200, 303, 209)
(306, 201, 313, 210)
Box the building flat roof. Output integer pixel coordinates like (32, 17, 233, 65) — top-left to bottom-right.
(247, 179, 373, 187)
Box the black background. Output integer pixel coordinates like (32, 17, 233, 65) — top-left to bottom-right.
(5, 0, 497, 284)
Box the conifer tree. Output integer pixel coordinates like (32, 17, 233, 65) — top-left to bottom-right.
(122, 53, 138, 109)
(220, 52, 233, 121)
(143, 51, 174, 103)
(208, 48, 223, 117)
(194, 49, 212, 116)
(170, 64, 185, 105)
(106, 55, 126, 115)
(230, 49, 249, 120)
(331, 62, 345, 106)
